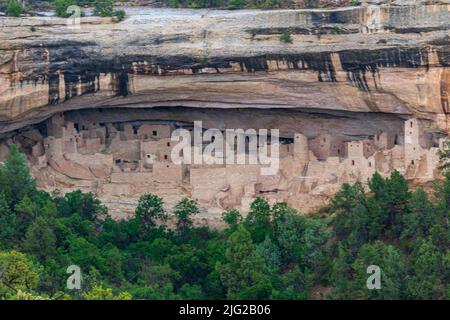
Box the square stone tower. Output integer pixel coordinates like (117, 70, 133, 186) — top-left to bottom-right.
(404, 118, 422, 167)
(294, 133, 309, 165)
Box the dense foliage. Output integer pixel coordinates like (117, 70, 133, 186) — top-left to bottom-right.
(159, 0, 344, 9)
(163, 0, 293, 9)
(51, 0, 125, 21)
(279, 32, 293, 43)
(2, 0, 358, 13)
(5, 0, 23, 16)
(0, 145, 448, 299)
(52, 0, 79, 18)
(92, 0, 125, 21)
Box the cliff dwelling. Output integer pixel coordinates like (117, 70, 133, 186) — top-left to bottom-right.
(0, 4, 449, 224)
(0, 107, 445, 221)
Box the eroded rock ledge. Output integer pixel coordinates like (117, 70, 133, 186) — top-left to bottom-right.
(0, 5, 449, 133)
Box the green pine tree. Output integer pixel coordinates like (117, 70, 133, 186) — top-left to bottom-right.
(134, 194, 167, 232)
(216, 225, 271, 299)
(0, 144, 35, 207)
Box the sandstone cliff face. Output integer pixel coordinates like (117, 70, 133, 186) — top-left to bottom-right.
(0, 5, 449, 221)
(0, 5, 449, 133)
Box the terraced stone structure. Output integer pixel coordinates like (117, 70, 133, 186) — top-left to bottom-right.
(0, 5, 448, 223)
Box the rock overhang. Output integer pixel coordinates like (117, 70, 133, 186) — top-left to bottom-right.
(0, 5, 449, 134)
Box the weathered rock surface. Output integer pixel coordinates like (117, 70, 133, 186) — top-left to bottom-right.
(0, 5, 449, 134)
(0, 6, 449, 220)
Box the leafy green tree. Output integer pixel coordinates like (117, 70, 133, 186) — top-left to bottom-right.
(138, 262, 180, 288)
(36, 257, 66, 294)
(235, 277, 273, 300)
(134, 194, 167, 232)
(227, 0, 246, 8)
(274, 212, 306, 263)
(401, 188, 436, 240)
(0, 146, 448, 301)
(97, 216, 140, 248)
(222, 209, 242, 231)
(0, 251, 40, 297)
(34, 191, 58, 217)
(5, 289, 51, 300)
(165, 244, 208, 286)
(279, 32, 293, 43)
(333, 172, 412, 246)
(443, 251, 450, 298)
(112, 9, 126, 22)
(366, 197, 384, 241)
(203, 269, 226, 299)
(93, 0, 114, 17)
(344, 202, 370, 251)
(0, 193, 17, 248)
(146, 238, 177, 262)
(271, 202, 297, 224)
(82, 285, 132, 300)
(58, 214, 95, 241)
(351, 242, 404, 299)
(433, 173, 450, 229)
(351, 175, 386, 242)
(332, 180, 367, 240)
(122, 238, 174, 282)
(14, 195, 39, 240)
(174, 198, 199, 237)
(92, 0, 125, 21)
(23, 217, 57, 262)
(52, 0, 77, 18)
(337, 171, 411, 241)
(5, 0, 22, 17)
(216, 225, 271, 299)
(55, 190, 107, 221)
(368, 171, 386, 198)
(274, 265, 312, 299)
(300, 219, 332, 280)
(244, 197, 272, 243)
(405, 238, 446, 299)
(129, 283, 178, 300)
(256, 235, 281, 272)
(437, 139, 450, 173)
(179, 283, 204, 300)
(100, 244, 124, 285)
(370, 170, 410, 238)
(330, 242, 353, 299)
(429, 224, 450, 251)
(0, 144, 35, 207)
(67, 236, 104, 271)
(384, 170, 411, 237)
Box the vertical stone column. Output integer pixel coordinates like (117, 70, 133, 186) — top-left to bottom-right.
(294, 133, 309, 166)
(404, 118, 421, 168)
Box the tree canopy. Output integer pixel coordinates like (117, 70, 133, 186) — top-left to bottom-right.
(0, 145, 448, 300)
